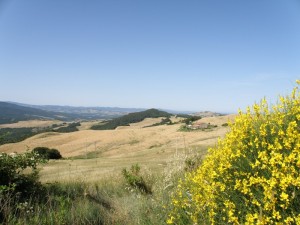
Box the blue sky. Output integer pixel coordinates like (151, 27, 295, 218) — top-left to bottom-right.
(0, 0, 299, 113)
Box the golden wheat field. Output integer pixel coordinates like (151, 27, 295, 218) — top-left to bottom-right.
(0, 115, 235, 182)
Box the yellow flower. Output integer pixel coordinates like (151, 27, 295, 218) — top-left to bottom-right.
(280, 192, 289, 201)
(167, 82, 300, 224)
(166, 216, 175, 224)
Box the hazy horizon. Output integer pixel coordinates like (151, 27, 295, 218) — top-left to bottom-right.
(2, 100, 210, 114)
(0, 1, 299, 113)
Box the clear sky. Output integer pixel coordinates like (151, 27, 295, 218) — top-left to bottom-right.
(0, 0, 299, 113)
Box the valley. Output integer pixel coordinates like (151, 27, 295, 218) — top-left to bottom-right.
(0, 114, 235, 182)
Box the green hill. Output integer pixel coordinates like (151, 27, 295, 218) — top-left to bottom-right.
(0, 102, 73, 124)
(91, 108, 173, 130)
(17, 103, 145, 120)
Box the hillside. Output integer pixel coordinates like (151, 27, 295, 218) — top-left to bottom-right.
(0, 114, 235, 158)
(1, 102, 148, 124)
(192, 111, 225, 117)
(0, 102, 74, 124)
(91, 108, 173, 130)
(13, 103, 145, 120)
(0, 113, 235, 224)
(4, 102, 197, 122)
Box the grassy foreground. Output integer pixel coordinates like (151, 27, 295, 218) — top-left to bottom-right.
(0, 147, 205, 225)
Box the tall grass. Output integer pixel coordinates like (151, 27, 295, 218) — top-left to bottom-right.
(1, 146, 205, 225)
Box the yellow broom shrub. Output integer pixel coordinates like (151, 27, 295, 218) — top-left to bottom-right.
(167, 81, 300, 224)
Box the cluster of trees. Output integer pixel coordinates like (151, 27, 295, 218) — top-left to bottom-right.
(143, 117, 173, 128)
(32, 147, 62, 159)
(0, 128, 41, 145)
(182, 115, 202, 125)
(91, 109, 172, 130)
(54, 122, 80, 133)
(0, 122, 81, 146)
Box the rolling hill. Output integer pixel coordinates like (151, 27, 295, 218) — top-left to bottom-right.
(91, 108, 173, 130)
(0, 102, 147, 124)
(16, 103, 145, 120)
(0, 102, 74, 124)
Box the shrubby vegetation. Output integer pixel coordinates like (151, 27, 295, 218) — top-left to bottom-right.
(0, 151, 46, 223)
(0, 142, 204, 224)
(0, 128, 44, 145)
(0, 122, 81, 146)
(91, 108, 172, 130)
(122, 164, 152, 195)
(179, 123, 217, 132)
(0, 152, 106, 224)
(32, 147, 62, 159)
(0, 151, 45, 193)
(0, 152, 185, 225)
(182, 115, 202, 125)
(167, 82, 300, 224)
(54, 122, 80, 133)
(144, 117, 173, 128)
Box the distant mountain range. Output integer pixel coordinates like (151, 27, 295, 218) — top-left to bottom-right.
(0, 101, 223, 125)
(15, 103, 194, 116)
(12, 102, 145, 120)
(0, 102, 73, 124)
(0, 102, 145, 124)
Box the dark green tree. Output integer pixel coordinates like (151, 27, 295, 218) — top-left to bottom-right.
(32, 147, 62, 159)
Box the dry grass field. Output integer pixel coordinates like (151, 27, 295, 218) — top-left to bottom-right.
(0, 115, 235, 182)
(0, 120, 60, 128)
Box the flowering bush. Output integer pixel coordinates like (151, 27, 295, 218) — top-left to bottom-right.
(167, 81, 300, 224)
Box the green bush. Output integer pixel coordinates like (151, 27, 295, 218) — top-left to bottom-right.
(122, 164, 152, 195)
(0, 128, 42, 145)
(0, 151, 45, 187)
(144, 117, 173, 128)
(54, 122, 80, 133)
(33, 147, 62, 159)
(182, 116, 202, 125)
(0, 151, 46, 223)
